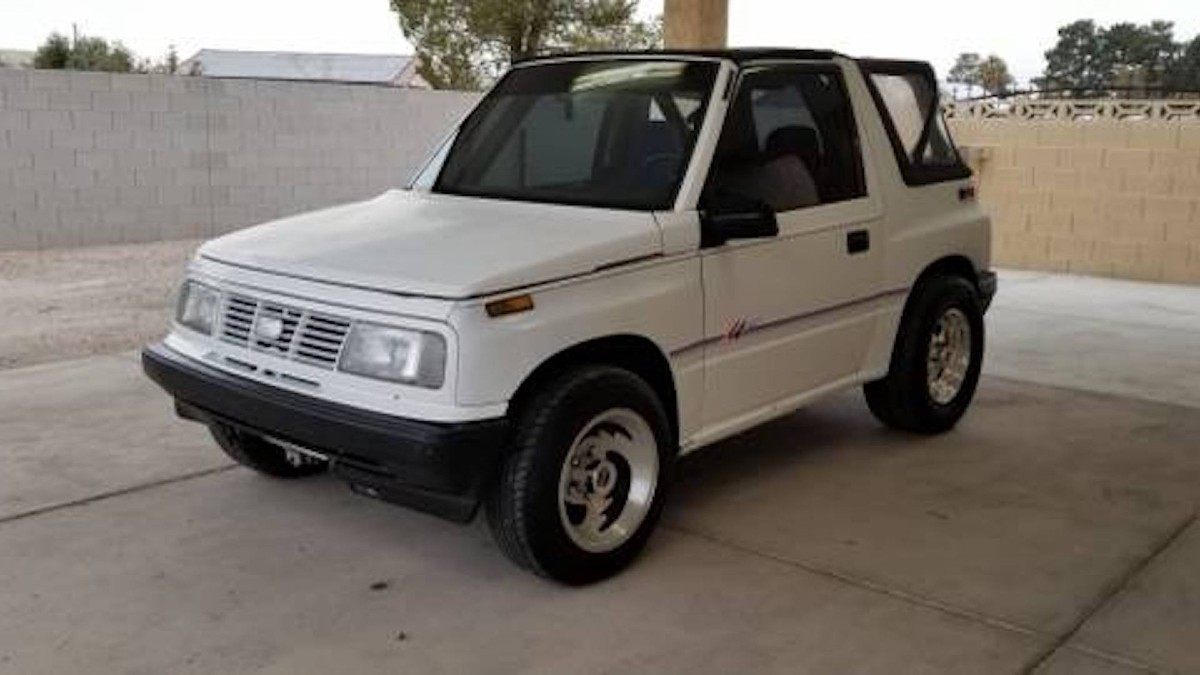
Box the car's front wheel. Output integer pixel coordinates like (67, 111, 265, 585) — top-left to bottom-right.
(486, 366, 673, 585)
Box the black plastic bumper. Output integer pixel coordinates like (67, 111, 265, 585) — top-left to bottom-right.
(977, 269, 998, 312)
(142, 343, 508, 523)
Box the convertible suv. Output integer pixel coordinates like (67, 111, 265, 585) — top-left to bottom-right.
(144, 49, 995, 584)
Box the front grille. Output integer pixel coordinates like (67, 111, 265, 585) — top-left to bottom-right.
(252, 302, 302, 356)
(218, 293, 352, 370)
(221, 295, 256, 344)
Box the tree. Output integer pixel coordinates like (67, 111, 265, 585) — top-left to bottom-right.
(69, 36, 135, 72)
(947, 53, 1013, 98)
(1105, 21, 1177, 73)
(390, 0, 662, 90)
(392, 0, 484, 90)
(33, 33, 72, 69)
(1041, 19, 1196, 96)
(1167, 36, 1200, 90)
(1042, 20, 1111, 95)
(948, 52, 982, 96)
(1106, 20, 1179, 91)
(33, 31, 136, 72)
(978, 55, 1014, 95)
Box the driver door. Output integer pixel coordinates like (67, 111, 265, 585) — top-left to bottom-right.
(700, 62, 884, 432)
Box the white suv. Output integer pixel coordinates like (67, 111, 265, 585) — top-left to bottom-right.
(145, 49, 995, 584)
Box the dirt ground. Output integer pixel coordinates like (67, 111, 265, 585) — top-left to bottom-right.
(0, 240, 201, 370)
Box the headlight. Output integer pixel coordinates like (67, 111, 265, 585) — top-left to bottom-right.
(176, 280, 220, 335)
(338, 323, 446, 388)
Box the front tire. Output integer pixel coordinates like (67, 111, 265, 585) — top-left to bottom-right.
(486, 366, 673, 585)
(864, 274, 984, 434)
(209, 424, 328, 478)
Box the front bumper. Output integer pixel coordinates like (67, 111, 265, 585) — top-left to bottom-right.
(142, 343, 508, 522)
(977, 269, 998, 312)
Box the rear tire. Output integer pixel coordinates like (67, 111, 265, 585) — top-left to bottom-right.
(486, 366, 674, 585)
(209, 424, 328, 478)
(864, 274, 984, 434)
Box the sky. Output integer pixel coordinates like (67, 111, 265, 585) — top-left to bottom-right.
(2, 0, 1199, 84)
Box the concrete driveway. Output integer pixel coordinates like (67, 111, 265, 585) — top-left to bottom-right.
(1, 270, 1198, 674)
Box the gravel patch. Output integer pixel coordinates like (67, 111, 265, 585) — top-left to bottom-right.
(0, 240, 201, 370)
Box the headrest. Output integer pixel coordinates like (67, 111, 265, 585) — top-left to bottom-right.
(763, 126, 820, 162)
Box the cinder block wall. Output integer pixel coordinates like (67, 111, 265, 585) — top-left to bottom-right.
(948, 102, 1200, 284)
(0, 69, 480, 250)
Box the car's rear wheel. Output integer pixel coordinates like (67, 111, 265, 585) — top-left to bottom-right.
(864, 274, 984, 434)
(209, 423, 328, 478)
(486, 366, 673, 585)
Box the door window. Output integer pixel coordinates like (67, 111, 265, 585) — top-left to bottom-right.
(860, 60, 971, 185)
(703, 65, 866, 214)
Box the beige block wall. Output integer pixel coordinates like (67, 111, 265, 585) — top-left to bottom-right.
(949, 112, 1200, 285)
(664, 0, 729, 49)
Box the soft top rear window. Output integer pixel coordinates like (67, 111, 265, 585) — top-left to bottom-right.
(435, 60, 720, 211)
(860, 60, 971, 186)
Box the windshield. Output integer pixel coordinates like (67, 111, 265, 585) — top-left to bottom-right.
(434, 59, 720, 211)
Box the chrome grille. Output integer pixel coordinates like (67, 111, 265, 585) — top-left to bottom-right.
(218, 293, 351, 370)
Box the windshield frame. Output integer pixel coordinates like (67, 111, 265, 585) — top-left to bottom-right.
(428, 56, 726, 212)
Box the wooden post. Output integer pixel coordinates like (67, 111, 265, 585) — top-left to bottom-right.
(664, 0, 729, 50)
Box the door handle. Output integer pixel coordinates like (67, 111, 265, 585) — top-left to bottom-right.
(847, 230, 870, 255)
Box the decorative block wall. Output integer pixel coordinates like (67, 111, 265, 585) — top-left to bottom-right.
(948, 100, 1200, 285)
(0, 69, 480, 250)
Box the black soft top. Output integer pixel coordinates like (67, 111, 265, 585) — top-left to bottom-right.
(516, 48, 845, 65)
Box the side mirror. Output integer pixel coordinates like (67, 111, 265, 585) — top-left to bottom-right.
(700, 204, 779, 247)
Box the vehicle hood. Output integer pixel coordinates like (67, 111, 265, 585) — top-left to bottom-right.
(199, 190, 664, 299)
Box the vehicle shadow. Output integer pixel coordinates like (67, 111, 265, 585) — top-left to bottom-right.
(668, 389, 905, 513)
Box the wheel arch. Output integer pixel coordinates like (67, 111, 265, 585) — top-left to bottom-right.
(506, 334, 679, 446)
(914, 254, 978, 290)
(898, 254, 984, 335)
(864, 254, 984, 379)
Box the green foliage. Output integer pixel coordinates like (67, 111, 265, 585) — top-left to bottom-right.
(1042, 20, 1112, 94)
(949, 53, 1013, 97)
(1041, 19, 1199, 95)
(389, 0, 662, 90)
(392, 0, 483, 90)
(1106, 21, 1177, 70)
(33, 31, 136, 73)
(33, 33, 72, 69)
(1167, 36, 1200, 90)
(70, 36, 135, 72)
(948, 53, 982, 90)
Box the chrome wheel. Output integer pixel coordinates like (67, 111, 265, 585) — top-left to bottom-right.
(927, 308, 972, 405)
(557, 408, 659, 554)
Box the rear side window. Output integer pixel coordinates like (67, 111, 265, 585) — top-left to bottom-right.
(861, 61, 970, 185)
(703, 64, 867, 214)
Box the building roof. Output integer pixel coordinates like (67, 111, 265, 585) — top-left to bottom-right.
(0, 49, 35, 68)
(181, 49, 428, 87)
